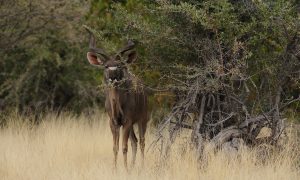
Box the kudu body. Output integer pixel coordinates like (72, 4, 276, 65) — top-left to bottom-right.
(85, 29, 148, 170)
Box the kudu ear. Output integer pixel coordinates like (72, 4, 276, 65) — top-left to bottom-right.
(84, 26, 109, 66)
(124, 50, 137, 64)
(118, 40, 137, 64)
(87, 52, 104, 66)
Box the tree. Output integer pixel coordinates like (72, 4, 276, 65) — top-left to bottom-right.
(0, 0, 103, 114)
(85, 0, 300, 152)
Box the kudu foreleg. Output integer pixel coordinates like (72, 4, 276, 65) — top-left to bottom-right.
(122, 124, 131, 171)
(110, 122, 120, 169)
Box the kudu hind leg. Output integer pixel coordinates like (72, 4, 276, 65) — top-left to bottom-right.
(138, 122, 147, 166)
(130, 127, 138, 167)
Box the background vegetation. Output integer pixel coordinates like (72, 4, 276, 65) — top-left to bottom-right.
(0, 1, 300, 178)
(1, 0, 299, 123)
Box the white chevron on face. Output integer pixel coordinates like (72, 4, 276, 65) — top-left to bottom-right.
(108, 67, 117, 71)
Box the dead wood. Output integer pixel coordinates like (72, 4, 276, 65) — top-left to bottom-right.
(149, 76, 299, 156)
(149, 33, 300, 156)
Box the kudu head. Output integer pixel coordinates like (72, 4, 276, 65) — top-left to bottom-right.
(86, 29, 137, 84)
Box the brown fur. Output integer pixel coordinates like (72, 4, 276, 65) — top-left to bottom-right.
(85, 31, 148, 170)
(105, 75, 148, 170)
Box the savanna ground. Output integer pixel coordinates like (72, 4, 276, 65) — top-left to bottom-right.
(0, 112, 299, 180)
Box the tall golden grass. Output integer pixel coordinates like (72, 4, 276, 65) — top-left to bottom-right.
(0, 112, 299, 180)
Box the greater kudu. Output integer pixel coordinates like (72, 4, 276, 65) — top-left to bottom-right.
(85, 29, 148, 170)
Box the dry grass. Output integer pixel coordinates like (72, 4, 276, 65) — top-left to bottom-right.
(0, 112, 299, 180)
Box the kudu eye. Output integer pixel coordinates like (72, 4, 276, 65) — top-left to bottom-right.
(104, 65, 108, 69)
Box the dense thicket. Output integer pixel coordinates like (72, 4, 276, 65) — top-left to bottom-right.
(86, 0, 300, 129)
(0, 0, 103, 114)
(1, 0, 299, 131)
